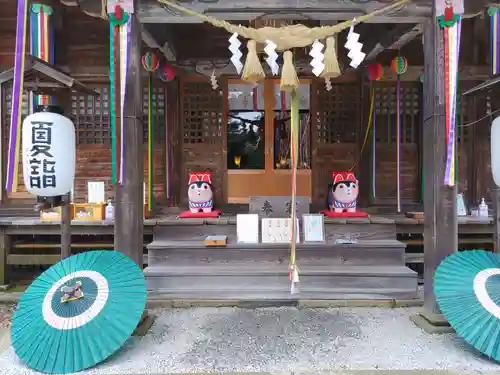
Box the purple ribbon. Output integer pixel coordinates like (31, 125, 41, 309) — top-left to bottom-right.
(6, 0, 28, 191)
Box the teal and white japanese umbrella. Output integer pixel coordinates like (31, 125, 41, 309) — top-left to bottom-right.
(11, 250, 147, 374)
(435, 250, 500, 361)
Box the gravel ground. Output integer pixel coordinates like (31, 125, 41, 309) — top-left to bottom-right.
(0, 304, 14, 330)
(0, 306, 499, 374)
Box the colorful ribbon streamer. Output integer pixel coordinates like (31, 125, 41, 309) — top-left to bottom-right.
(108, 10, 130, 185)
(109, 22, 118, 184)
(396, 75, 401, 212)
(289, 89, 299, 294)
(119, 20, 131, 185)
(30, 3, 53, 106)
(443, 16, 462, 187)
(6, 0, 28, 192)
(490, 7, 500, 75)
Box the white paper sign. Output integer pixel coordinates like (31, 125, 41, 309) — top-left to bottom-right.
(262, 218, 300, 244)
(457, 193, 467, 216)
(237, 214, 259, 243)
(87, 181, 105, 204)
(303, 214, 325, 243)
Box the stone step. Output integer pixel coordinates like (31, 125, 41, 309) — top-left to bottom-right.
(148, 240, 405, 266)
(147, 288, 418, 301)
(144, 264, 418, 300)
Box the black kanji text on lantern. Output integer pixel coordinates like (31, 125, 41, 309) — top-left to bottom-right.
(28, 121, 57, 190)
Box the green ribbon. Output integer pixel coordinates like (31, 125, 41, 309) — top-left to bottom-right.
(488, 7, 499, 17)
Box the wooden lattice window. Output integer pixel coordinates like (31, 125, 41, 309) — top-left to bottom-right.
(182, 82, 222, 144)
(374, 85, 421, 144)
(142, 84, 166, 142)
(71, 86, 110, 144)
(314, 83, 359, 144)
(1, 85, 30, 145)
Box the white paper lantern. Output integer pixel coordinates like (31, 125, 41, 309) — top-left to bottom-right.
(22, 106, 76, 197)
(492, 116, 500, 188)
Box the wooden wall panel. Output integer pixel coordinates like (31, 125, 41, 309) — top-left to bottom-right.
(180, 78, 224, 206)
(1, 80, 170, 206)
(311, 80, 359, 205)
(372, 83, 421, 203)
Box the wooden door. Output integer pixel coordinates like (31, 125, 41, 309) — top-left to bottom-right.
(225, 79, 312, 203)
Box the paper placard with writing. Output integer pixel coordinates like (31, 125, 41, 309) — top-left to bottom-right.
(88, 181, 105, 204)
(262, 218, 300, 244)
(236, 214, 259, 243)
(303, 214, 325, 243)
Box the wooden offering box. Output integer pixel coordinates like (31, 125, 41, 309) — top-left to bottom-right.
(40, 207, 63, 221)
(73, 203, 105, 221)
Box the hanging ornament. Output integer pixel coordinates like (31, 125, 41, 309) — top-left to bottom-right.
(210, 69, 218, 90)
(309, 40, 325, 77)
(141, 52, 160, 72)
(367, 63, 383, 81)
(158, 64, 176, 82)
(264, 40, 279, 76)
(142, 51, 160, 213)
(324, 77, 332, 91)
(228, 32, 243, 74)
(441, 9, 462, 187)
(344, 20, 365, 68)
(390, 56, 408, 75)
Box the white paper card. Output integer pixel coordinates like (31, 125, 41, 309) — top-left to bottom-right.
(262, 218, 300, 244)
(303, 214, 325, 243)
(88, 181, 105, 204)
(237, 214, 259, 243)
(457, 193, 467, 216)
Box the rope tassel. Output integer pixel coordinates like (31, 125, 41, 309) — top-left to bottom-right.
(289, 89, 300, 294)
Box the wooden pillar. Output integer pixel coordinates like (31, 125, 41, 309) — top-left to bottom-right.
(492, 189, 500, 253)
(114, 11, 143, 267)
(421, 3, 457, 315)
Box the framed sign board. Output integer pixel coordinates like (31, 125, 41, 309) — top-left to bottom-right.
(262, 218, 300, 244)
(303, 214, 325, 243)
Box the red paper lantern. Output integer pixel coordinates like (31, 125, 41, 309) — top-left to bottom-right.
(159, 64, 176, 82)
(367, 63, 383, 81)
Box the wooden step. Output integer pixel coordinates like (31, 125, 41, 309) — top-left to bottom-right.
(148, 239, 406, 267)
(144, 264, 418, 300)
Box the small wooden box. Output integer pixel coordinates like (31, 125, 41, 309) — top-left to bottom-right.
(204, 235, 228, 247)
(406, 211, 424, 220)
(40, 206, 63, 221)
(73, 203, 105, 221)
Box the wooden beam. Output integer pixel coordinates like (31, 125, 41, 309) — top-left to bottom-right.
(388, 24, 423, 50)
(141, 25, 176, 61)
(114, 10, 144, 267)
(365, 24, 418, 61)
(421, 1, 458, 315)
